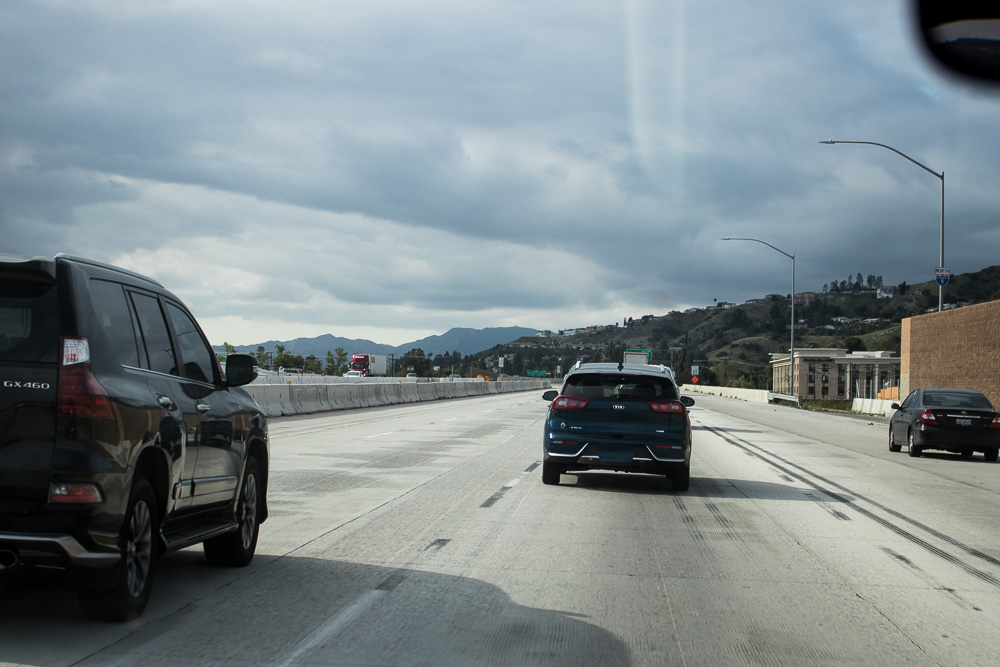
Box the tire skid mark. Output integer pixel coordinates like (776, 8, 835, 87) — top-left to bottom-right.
(881, 547, 986, 612)
(705, 424, 1000, 589)
(673, 495, 724, 579)
(803, 492, 853, 522)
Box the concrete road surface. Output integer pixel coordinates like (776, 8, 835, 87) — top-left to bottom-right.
(2, 392, 999, 665)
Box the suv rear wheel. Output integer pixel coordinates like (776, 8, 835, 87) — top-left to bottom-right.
(77, 477, 157, 621)
(204, 457, 261, 567)
(541, 460, 562, 485)
(671, 463, 690, 492)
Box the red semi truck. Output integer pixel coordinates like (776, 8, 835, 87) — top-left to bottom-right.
(349, 353, 388, 376)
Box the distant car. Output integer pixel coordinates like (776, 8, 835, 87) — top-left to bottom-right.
(446, 374, 462, 381)
(541, 362, 694, 490)
(889, 388, 1000, 461)
(344, 370, 364, 378)
(0, 253, 269, 621)
(405, 372, 417, 378)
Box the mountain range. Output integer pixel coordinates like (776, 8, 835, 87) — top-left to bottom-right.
(214, 326, 539, 359)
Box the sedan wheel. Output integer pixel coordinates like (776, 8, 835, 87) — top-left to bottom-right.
(907, 431, 921, 458)
(888, 428, 901, 453)
(984, 449, 999, 463)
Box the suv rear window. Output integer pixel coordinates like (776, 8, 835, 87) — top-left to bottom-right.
(0, 277, 58, 363)
(564, 373, 678, 401)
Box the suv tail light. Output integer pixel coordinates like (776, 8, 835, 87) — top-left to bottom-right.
(551, 395, 589, 410)
(57, 337, 114, 419)
(919, 409, 939, 426)
(50, 483, 104, 504)
(649, 400, 686, 414)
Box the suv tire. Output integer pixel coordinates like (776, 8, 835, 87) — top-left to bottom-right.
(671, 463, 690, 492)
(541, 460, 561, 485)
(77, 477, 157, 621)
(204, 457, 262, 567)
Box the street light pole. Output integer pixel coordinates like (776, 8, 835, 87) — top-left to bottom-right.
(820, 140, 945, 312)
(722, 237, 796, 401)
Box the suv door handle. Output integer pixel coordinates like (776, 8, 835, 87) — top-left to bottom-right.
(157, 395, 176, 411)
(196, 402, 211, 414)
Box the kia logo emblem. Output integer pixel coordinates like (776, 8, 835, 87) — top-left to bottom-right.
(613, 404, 625, 410)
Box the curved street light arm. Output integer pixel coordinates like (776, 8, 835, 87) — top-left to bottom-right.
(819, 140, 942, 180)
(721, 236, 796, 402)
(720, 237, 793, 260)
(820, 139, 945, 312)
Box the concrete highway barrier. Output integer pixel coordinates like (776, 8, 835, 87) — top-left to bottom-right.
(245, 378, 554, 418)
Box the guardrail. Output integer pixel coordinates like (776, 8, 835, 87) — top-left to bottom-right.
(679, 384, 770, 404)
(680, 384, 897, 417)
(245, 377, 554, 417)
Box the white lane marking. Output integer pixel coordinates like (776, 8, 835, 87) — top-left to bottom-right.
(277, 589, 386, 666)
(504, 477, 520, 489)
(366, 432, 394, 438)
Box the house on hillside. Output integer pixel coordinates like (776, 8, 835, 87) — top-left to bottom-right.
(794, 292, 820, 306)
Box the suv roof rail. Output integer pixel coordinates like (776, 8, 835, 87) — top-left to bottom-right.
(54, 253, 164, 288)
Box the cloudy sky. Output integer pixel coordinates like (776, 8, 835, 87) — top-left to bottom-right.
(3, 1, 999, 347)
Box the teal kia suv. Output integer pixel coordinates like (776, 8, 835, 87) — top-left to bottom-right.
(541, 362, 694, 491)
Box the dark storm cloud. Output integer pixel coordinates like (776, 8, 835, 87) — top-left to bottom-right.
(2, 0, 998, 345)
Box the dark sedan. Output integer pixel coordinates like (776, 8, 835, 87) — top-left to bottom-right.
(889, 388, 1000, 461)
(541, 362, 694, 491)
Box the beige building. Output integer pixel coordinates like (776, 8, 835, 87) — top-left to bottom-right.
(770, 349, 900, 401)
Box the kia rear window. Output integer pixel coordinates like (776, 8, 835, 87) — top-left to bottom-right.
(564, 373, 678, 401)
(0, 277, 58, 363)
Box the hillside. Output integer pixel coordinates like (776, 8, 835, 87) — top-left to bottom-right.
(463, 266, 1000, 386)
(217, 326, 539, 360)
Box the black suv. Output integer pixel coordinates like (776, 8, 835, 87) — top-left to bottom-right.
(0, 253, 269, 620)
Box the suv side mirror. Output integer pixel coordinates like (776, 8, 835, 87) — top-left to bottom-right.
(542, 390, 558, 401)
(226, 354, 258, 387)
(680, 395, 695, 407)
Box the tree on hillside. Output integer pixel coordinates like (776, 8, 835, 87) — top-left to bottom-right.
(402, 348, 428, 375)
(255, 346, 268, 368)
(273, 351, 304, 370)
(324, 348, 349, 375)
(304, 355, 322, 374)
(219, 341, 235, 362)
(844, 337, 866, 353)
